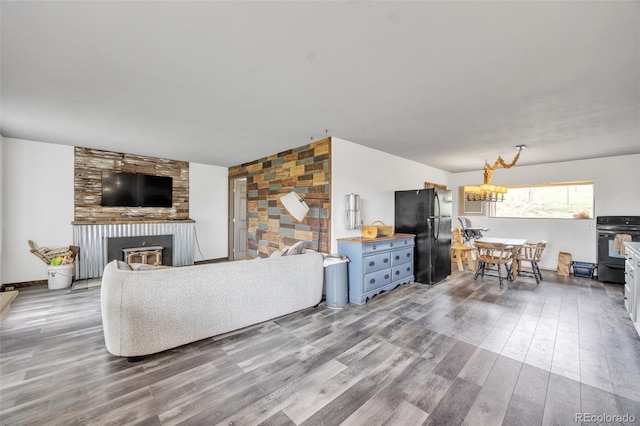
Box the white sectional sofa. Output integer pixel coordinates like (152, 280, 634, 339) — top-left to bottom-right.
(100, 251, 324, 359)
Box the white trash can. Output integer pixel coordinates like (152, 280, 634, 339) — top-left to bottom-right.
(48, 264, 74, 289)
(323, 254, 349, 309)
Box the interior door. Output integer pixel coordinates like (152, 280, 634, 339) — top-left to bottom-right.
(231, 178, 247, 260)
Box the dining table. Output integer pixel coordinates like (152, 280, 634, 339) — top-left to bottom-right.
(475, 236, 528, 279)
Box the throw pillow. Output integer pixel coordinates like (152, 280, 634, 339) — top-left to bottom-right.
(115, 260, 132, 270)
(285, 241, 305, 256)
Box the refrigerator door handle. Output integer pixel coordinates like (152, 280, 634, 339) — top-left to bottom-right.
(434, 191, 441, 240)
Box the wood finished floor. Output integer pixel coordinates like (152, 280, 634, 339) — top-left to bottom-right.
(2, 269, 640, 425)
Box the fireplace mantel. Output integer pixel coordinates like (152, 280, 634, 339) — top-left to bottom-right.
(73, 221, 195, 279)
(72, 219, 196, 225)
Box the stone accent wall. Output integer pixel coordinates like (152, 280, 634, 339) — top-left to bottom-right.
(74, 147, 189, 223)
(229, 138, 331, 258)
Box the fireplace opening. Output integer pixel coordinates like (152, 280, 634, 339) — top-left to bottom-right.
(106, 235, 173, 266)
(123, 246, 164, 266)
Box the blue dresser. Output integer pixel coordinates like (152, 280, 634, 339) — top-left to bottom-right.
(337, 233, 415, 305)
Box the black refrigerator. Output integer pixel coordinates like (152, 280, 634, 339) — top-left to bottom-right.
(395, 189, 452, 285)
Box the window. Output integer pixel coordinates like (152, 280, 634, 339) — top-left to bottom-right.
(491, 181, 594, 219)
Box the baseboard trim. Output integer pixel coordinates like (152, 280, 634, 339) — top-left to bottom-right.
(1, 280, 48, 291)
(2, 258, 232, 290)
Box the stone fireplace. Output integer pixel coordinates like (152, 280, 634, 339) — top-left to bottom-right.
(72, 147, 194, 279)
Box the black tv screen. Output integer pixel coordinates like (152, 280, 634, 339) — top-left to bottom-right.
(101, 171, 172, 207)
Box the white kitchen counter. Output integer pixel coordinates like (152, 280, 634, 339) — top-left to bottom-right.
(624, 241, 640, 336)
(625, 241, 640, 255)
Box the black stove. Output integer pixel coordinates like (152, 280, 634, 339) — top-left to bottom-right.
(597, 216, 640, 283)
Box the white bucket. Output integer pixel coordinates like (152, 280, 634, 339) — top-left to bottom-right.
(48, 264, 74, 289)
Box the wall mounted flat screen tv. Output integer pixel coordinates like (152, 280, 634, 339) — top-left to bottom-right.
(101, 171, 173, 207)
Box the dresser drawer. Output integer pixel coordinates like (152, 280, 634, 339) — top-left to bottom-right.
(364, 269, 392, 291)
(391, 248, 413, 266)
(364, 253, 391, 273)
(363, 237, 413, 254)
(392, 263, 413, 281)
(363, 241, 392, 254)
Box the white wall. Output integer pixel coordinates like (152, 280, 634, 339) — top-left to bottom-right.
(330, 138, 452, 252)
(189, 162, 229, 261)
(1, 139, 230, 284)
(3, 135, 636, 281)
(0, 137, 5, 284)
(2, 138, 75, 284)
(450, 154, 640, 270)
(330, 140, 638, 272)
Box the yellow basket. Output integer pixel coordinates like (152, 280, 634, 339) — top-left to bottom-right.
(361, 226, 378, 239)
(372, 220, 394, 237)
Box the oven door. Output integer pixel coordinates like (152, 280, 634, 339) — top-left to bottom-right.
(597, 226, 640, 283)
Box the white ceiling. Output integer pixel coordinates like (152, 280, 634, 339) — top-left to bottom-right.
(1, 1, 638, 173)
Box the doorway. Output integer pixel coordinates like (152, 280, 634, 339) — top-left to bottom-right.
(230, 177, 248, 260)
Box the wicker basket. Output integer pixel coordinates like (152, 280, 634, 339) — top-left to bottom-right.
(372, 220, 394, 237)
(361, 226, 378, 239)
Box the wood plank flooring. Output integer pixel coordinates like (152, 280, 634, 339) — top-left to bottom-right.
(2, 269, 640, 425)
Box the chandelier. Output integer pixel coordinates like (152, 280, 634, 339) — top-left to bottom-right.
(464, 145, 525, 202)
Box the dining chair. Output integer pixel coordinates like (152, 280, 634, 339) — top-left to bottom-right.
(474, 241, 515, 287)
(451, 227, 474, 271)
(516, 241, 547, 284)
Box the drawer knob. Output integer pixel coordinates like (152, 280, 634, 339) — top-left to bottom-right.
(385, 274, 390, 279)
(395, 270, 400, 275)
(369, 261, 375, 267)
(384, 258, 389, 263)
(406, 253, 411, 257)
(395, 255, 400, 260)
(373, 245, 377, 250)
(407, 266, 411, 272)
(370, 278, 375, 284)
(390, 243, 394, 247)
